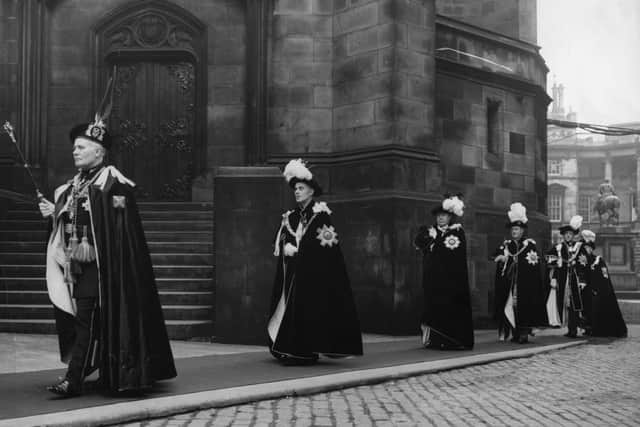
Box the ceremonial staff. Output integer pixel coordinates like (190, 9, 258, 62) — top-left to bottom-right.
(2, 121, 44, 201)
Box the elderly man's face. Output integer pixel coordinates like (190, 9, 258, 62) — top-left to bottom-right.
(73, 137, 104, 170)
(511, 226, 524, 240)
(436, 213, 452, 227)
(294, 182, 314, 205)
(562, 231, 575, 242)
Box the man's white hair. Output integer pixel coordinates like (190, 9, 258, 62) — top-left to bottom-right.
(75, 136, 106, 158)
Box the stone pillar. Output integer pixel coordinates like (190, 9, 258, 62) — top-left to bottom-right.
(18, 0, 46, 167)
(635, 147, 640, 222)
(0, 0, 21, 164)
(604, 154, 613, 182)
(329, 0, 441, 333)
(267, 0, 333, 155)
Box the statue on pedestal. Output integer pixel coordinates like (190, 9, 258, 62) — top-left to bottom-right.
(594, 180, 620, 226)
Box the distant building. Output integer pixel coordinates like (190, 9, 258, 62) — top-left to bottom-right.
(547, 85, 640, 238)
(547, 84, 640, 291)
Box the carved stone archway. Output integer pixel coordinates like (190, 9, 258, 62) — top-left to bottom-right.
(92, 0, 207, 200)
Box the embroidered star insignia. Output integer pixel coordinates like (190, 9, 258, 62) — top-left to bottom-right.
(316, 225, 338, 247)
(444, 235, 461, 250)
(525, 250, 539, 265)
(82, 199, 91, 212)
(578, 254, 588, 266)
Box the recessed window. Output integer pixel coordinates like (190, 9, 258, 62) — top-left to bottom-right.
(578, 195, 593, 223)
(548, 160, 562, 175)
(609, 244, 626, 265)
(548, 193, 563, 222)
(509, 132, 525, 154)
(487, 99, 501, 154)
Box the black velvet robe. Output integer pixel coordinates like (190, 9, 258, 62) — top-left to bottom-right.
(49, 167, 176, 392)
(545, 241, 589, 324)
(414, 224, 474, 349)
(492, 239, 547, 337)
(585, 254, 627, 338)
(268, 201, 363, 360)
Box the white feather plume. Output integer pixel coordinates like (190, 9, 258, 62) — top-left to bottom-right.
(283, 158, 312, 183)
(569, 215, 583, 230)
(443, 196, 464, 217)
(581, 229, 596, 243)
(507, 202, 528, 224)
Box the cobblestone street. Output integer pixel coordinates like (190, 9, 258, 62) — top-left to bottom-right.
(120, 332, 640, 427)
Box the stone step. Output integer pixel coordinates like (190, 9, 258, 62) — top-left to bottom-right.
(616, 291, 640, 300)
(6, 210, 214, 221)
(4, 210, 47, 221)
(0, 277, 213, 292)
(0, 241, 214, 253)
(0, 230, 213, 242)
(0, 304, 212, 320)
(154, 265, 214, 278)
(0, 242, 47, 253)
(138, 202, 214, 211)
(0, 219, 212, 232)
(140, 221, 213, 232)
(0, 319, 213, 340)
(12, 202, 214, 211)
(619, 300, 640, 324)
(0, 220, 47, 231)
(0, 230, 47, 241)
(145, 231, 214, 242)
(0, 252, 214, 265)
(0, 290, 213, 305)
(0, 265, 213, 278)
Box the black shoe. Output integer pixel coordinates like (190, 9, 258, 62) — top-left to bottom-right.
(518, 336, 529, 344)
(564, 332, 577, 338)
(281, 356, 318, 366)
(47, 379, 80, 397)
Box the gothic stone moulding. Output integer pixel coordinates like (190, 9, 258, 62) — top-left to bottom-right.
(96, 1, 205, 60)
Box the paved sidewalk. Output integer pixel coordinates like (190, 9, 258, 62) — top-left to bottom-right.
(133, 326, 639, 427)
(0, 328, 584, 427)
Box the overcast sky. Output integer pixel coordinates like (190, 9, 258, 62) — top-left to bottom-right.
(537, 0, 640, 126)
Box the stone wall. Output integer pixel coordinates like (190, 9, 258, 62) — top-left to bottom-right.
(0, 0, 19, 162)
(434, 70, 548, 318)
(436, 0, 537, 44)
(267, 0, 333, 154)
(0, 0, 19, 173)
(332, 0, 435, 152)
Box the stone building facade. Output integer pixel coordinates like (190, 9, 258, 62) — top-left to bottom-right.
(0, 0, 549, 341)
(547, 84, 640, 292)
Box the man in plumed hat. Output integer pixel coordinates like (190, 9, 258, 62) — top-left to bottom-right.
(268, 159, 362, 364)
(579, 230, 627, 338)
(38, 107, 176, 396)
(545, 215, 589, 338)
(492, 203, 546, 343)
(414, 195, 474, 350)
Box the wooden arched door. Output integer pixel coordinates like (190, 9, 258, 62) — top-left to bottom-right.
(93, 1, 207, 201)
(110, 60, 195, 200)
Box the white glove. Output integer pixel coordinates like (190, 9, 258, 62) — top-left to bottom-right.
(578, 282, 586, 290)
(38, 198, 55, 218)
(283, 243, 298, 257)
(550, 278, 557, 289)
